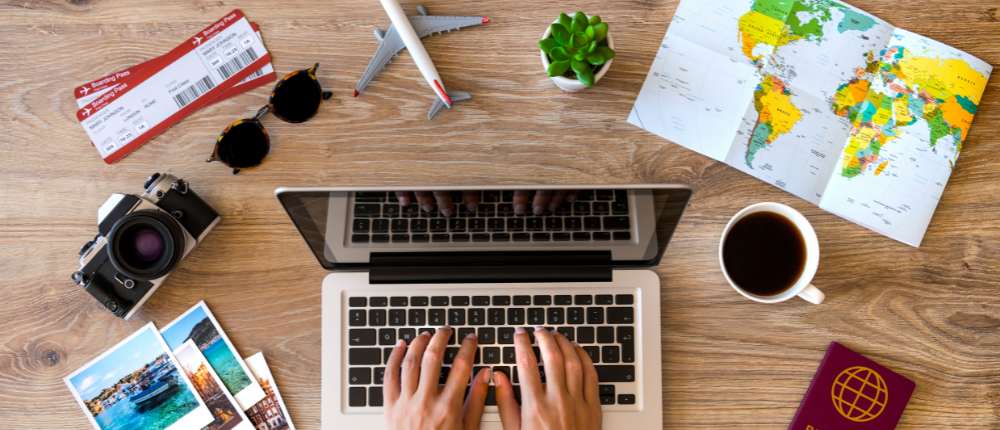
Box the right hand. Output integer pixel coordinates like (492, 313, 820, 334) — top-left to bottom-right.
(493, 327, 602, 430)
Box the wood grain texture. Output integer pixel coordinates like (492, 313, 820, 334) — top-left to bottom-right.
(0, 0, 998, 428)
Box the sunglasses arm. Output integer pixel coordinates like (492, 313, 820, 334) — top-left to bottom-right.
(254, 105, 270, 121)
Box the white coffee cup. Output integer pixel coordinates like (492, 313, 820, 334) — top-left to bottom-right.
(719, 202, 825, 304)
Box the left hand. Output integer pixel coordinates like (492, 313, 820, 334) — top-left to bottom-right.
(383, 328, 491, 430)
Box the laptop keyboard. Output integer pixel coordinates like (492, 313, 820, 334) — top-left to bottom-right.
(349, 190, 633, 244)
(345, 292, 638, 409)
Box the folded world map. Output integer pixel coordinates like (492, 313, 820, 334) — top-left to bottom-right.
(629, 0, 992, 246)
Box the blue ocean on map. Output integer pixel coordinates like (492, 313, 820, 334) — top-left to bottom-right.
(202, 337, 251, 394)
(92, 369, 199, 430)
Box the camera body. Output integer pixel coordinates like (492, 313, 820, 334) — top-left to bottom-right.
(73, 173, 220, 319)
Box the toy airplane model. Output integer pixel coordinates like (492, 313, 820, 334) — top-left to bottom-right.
(354, 3, 488, 120)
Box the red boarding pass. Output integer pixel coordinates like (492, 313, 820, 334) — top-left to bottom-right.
(75, 23, 275, 108)
(76, 9, 271, 163)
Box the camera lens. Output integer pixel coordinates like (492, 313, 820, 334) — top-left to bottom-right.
(107, 210, 185, 281)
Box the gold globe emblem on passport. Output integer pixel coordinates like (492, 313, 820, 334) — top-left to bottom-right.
(831, 366, 889, 422)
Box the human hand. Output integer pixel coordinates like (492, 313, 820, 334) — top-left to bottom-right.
(383, 328, 491, 430)
(394, 190, 578, 217)
(494, 327, 602, 430)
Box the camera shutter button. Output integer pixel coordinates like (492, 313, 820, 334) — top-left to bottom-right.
(171, 210, 184, 219)
(123, 278, 135, 289)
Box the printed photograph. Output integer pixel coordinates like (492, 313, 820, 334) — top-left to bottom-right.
(64, 323, 213, 430)
(175, 340, 255, 430)
(161, 301, 266, 410)
(244, 353, 296, 430)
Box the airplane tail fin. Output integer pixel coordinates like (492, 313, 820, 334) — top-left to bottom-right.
(427, 90, 471, 120)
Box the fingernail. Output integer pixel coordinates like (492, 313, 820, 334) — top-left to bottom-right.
(441, 208, 454, 217)
(533, 205, 544, 215)
(397, 196, 407, 206)
(534, 326, 546, 332)
(420, 331, 432, 337)
(465, 332, 477, 340)
(514, 204, 527, 214)
(396, 339, 405, 347)
(481, 369, 491, 382)
(515, 327, 526, 334)
(421, 204, 434, 212)
(467, 203, 478, 212)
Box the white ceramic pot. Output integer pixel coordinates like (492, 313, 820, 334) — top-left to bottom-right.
(539, 18, 614, 92)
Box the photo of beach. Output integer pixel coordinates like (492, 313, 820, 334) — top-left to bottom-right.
(64, 323, 212, 430)
(162, 301, 265, 410)
(175, 340, 254, 430)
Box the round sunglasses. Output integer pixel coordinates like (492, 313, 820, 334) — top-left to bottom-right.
(208, 63, 333, 174)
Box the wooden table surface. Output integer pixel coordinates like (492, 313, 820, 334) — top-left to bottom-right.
(1, 0, 998, 428)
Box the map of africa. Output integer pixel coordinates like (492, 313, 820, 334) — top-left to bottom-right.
(628, 0, 992, 246)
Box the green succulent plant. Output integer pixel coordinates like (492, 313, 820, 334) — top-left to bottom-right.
(539, 12, 616, 87)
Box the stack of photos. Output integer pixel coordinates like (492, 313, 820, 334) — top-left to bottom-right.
(64, 323, 214, 430)
(65, 302, 297, 430)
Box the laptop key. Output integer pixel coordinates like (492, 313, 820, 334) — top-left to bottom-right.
(492, 296, 511, 306)
(411, 296, 429, 306)
(595, 365, 636, 382)
(488, 218, 505, 232)
(429, 309, 446, 325)
(384, 348, 394, 364)
(532, 232, 551, 241)
(617, 394, 635, 405)
(488, 308, 505, 325)
(604, 216, 630, 230)
(431, 296, 449, 306)
(607, 307, 635, 324)
(349, 387, 366, 407)
(349, 329, 377, 345)
(573, 201, 591, 215)
(502, 347, 516, 364)
(411, 219, 428, 232)
(564, 218, 582, 231)
(526, 217, 544, 231)
(355, 192, 387, 202)
(349, 367, 371, 385)
(469, 308, 485, 325)
(614, 231, 632, 241)
(596, 295, 614, 305)
(498, 327, 515, 344)
(452, 233, 470, 242)
(617, 327, 635, 343)
(513, 295, 531, 305)
(374, 367, 386, 384)
(577, 326, 595, 343)
(483, 347, 500, 364)
(599, 384, 616, 396)
(602, 346, 621, 363)
(553, 233, 571, 241)
(596, 190, 614, 201)
(472, 296, 490, 306)
(370, 387, 384, 407)
(432, 233, 450, 242)
(513, 232, 531, 242)
(587, 307, 604, 324)
(615, 294, 634, 305)
(370, 297, 388, 307)
(452, 296, 470, 306)
(583, 217, 602, 230)
(354, 204, 381, 217)
(372, 219, 390, 232)
(554, 295, 572, 305)
(349, 310, 367, 326)
(583, 346, 600, 363)
(370, 309, 387, 326)
(492, 233, 511, 241)
(458, 328, 476, 343)
(444, 347, 459, 364)
(352, 219, 370, 233)
(390, 296, 408, 306)
(349, 348, 381, 365)
(382, 205, 400, 218)
(412, 234, 430, 243)
(351, 234, 369, 243)
(507, 218, 525, 231)
(592, 202, 610, 215)
(469, 218, 486, 232)
(449, 218, 467, 232)
(389, 309, 406, 326)
(403, 204, 420, 218)
(391, 219, 408, 233)
(478, 328, 496, 345)
(508, 308, 525, 325)
(349, 297, 367, 307)
(430, 218, 448, 232)
(371, 234, 390, 243)
(379, 328, 395, 345)
(573, 232, 591, 241)
(593, 232, 611, 241)
(533, 295, 552, 305)
(597, 327, 615, 343)
(612, 200, 629, 215)
(399, 328, 417, 343)
(528, 308, 545, 325)
(557, 327, 575, 341)
(391, 234, 409, 243)
(547, 308, 565, 325)
(600, 394, 616, 405)
(567, 307, 585, 324)
(408, 309, 426, 326)
(448, 309, 466, 325)
(622, 342, 635, 363)
(545, 218, 563, 231)
(574, 295, 593, 305)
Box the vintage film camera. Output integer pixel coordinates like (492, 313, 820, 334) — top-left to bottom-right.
(72, 173, 220, 319)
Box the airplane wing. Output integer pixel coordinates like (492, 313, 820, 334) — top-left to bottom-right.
(354, 10, 487, 96)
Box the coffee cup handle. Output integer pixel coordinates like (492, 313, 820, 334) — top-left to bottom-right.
(797, 284, 825, 304)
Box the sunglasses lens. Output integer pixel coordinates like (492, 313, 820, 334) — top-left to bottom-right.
(271, 71, 322, 123)
(217, 121, 270, 168)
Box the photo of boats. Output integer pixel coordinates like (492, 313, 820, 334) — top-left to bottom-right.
(64, 323, 212, 430)
(175, 340, 254, 430)
(162, 301, 265, 410)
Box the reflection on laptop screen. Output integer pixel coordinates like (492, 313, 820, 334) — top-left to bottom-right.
(277, 187, 691, 269)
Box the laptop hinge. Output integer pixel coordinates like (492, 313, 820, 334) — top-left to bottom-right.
(369, 251, 613, 284)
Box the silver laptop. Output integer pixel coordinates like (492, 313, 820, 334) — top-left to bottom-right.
(275, 185, 692, 429)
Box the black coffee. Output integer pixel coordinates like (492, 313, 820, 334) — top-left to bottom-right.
(722, 212, 806, 296)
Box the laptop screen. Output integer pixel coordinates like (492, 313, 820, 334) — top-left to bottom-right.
(276, 186, 692, 270)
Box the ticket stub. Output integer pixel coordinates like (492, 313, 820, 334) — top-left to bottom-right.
(77, 10, 271, 163)
(75, 23, 274, 107)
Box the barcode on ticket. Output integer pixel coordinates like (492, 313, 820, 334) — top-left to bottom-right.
(218, 48, 259, 80)
(173, 75, 216, 108)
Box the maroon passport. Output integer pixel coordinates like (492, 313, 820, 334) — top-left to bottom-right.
(789, 342, 915, 430)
